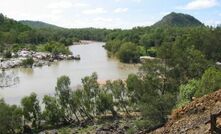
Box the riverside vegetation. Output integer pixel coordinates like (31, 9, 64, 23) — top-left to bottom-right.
(0, 12, 221, 133)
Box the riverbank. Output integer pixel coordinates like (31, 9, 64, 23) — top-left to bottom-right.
(0, 50, 80, 69)
(73, 40, 100, 45)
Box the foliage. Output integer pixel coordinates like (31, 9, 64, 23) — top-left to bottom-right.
(3, 51, 12, 58)
(1, 11, 221, 133)
(22, 58, 34, 67)
(0, 70, 19, 88)
(55, 76, 71, 115)
(43, 95, 65, 125)
(20, 20, 63, 30)
(37, 42, 71, 55)
(117, 42, 140, 63)
(195, 67, 221, 97)
(0, 99, 23, 134)
(96, 91, 117, 117)
(177, 79, 199, 107)
(21, 93, 41, 129)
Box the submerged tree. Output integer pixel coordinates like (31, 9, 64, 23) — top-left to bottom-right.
(0, 70, 19, 88)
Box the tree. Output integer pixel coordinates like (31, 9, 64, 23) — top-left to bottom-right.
(126, 74, 144, 105)
(81, 72, 99, 116)
(195, 67, 221, 97)
(117, 42, 140, 63)
(21, 93, 41, 129)
(106, 80, 130, 116)
(140, 33, 155, 54)
(22, 58, 34, 67)
(158, 37, 209, 84)
(69, 90, 81, 123)
(96, 89, 118, 118)
(139, 93, 175, 127)
(55, 76, 72, 122)
(43, 95, 65, 125)
(177, 79, 199, 107)
(0, 70, 19, 88)
(0, 99, 23, 134)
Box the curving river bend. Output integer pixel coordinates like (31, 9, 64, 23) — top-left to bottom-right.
(0, 42, 139, 105)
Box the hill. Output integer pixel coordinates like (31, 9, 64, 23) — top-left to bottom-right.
(19, 20, 64, 29)
(150, 89, 221, 134)
(0, 13, 31, 32)
(153, 12, 204, 27)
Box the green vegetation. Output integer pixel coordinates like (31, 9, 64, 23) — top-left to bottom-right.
(20, 20, 63, 30)
(177, 67, 221, 107)
(22, 58, 34, 67)
(0, 99, 22, 134)
(0, 11, 221, 133)
(37, 42, 71, 55)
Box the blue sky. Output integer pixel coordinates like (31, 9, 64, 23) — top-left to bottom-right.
(0, 0, 220, 28)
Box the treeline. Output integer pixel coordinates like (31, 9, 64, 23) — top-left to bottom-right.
(0, 14, 111, 54)
(105, 26, 221, 63)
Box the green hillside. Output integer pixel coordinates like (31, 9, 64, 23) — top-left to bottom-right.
(19, 20, 63, 29)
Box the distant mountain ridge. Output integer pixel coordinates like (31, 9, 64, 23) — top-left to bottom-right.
(19, 20, 64, 29)
(19, 12, 204, 29)
(153, 12, 204, 27)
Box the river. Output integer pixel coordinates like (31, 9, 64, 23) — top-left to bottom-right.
(0, 42, 139, 105)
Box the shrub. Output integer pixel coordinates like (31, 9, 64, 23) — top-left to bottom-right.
(22, 58, 34, 67)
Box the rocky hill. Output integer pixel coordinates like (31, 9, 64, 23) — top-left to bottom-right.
(150, 89, 221, 134)
(153, 12, 204, 27)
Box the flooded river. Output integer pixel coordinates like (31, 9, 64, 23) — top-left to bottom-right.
(0, 42, 139, 105)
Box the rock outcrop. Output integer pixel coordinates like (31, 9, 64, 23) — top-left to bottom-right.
(150, 89, 221, 134)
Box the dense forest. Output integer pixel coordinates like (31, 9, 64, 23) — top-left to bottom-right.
(0, 12, 221, 133)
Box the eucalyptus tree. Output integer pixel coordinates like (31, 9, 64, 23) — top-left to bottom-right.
(81, 72, 99, 116)
(55, 76, 72, 122)
(21, 93, 41, 129)
(0, 99, 23, 134)
(43, 95, 65, 125)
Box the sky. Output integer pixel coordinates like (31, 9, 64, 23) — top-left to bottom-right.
(0, 0, 221, 29)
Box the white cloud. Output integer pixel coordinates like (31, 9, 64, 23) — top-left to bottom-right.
(160, 11, 171, 16)
(82, 8, 107, 15)
(114, 0, 142, 3)
(47, 1, 73, 9)
(180, 0, 218, 10)
(114, 8, 128, 13)
(72, 3, 89, 8)
(205, 20, 221, 26)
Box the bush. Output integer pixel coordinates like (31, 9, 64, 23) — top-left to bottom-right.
(177, 79, 199, 107)
(146, 47, 157, 57)
(117, 42, 140, 63)
(37, 42, 71, 55)
(22, 58, 34, 67)
(195, 67, 221, 97)
(3, 51, 12, 58)
(0, 99, 23, 133)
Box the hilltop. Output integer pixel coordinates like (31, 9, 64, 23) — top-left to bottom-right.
(19, 20, 64, 29)
(0, 13, 31, 32)
(153, 12, 204, 27)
